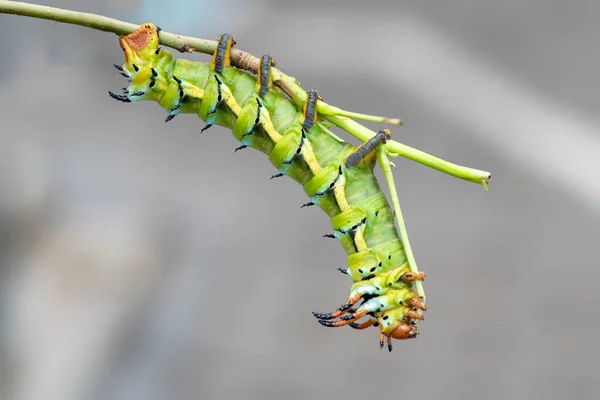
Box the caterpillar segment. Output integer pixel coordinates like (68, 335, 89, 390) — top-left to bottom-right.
(110, 23, 426, 350)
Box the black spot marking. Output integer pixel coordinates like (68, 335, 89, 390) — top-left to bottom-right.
(149, 81, 155, 88)
(132, 64, 139, 72)
(151, 68, 158, 77)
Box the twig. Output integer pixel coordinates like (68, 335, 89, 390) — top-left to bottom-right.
(0, 0, 491, 188)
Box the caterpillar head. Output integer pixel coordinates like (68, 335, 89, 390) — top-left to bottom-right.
(119, 23, 161, 64)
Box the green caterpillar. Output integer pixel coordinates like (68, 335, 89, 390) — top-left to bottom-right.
(111, 23, 428, 351)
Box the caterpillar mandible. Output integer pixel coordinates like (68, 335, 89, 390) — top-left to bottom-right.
(113, 23, 426, 351)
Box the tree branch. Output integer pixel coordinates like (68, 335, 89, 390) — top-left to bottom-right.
(0, 0, 491, 188)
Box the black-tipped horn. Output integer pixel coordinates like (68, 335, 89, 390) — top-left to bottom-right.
(108, 91, 130, 103)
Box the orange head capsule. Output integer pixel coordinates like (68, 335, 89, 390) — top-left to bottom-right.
(119, 23, 161, 63)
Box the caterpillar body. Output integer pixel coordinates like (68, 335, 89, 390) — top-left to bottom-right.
(112, 23, 427, 351)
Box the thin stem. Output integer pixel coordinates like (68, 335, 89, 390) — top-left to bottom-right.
(330, 116, 491, 187)
(0, 0, 491, 188)
(377, 146, 426, 310)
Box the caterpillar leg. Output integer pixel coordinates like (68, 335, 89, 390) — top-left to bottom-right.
(302, 89, 319, 132)
(346, 129, 392, 168)
(311, 292, 362, 320)
(199, 33, 242, 122)
(210, 33, 235, 74)
(316, 288, 424, 326)
(255, 54, 276, 98)
(349, 318, 377, 330)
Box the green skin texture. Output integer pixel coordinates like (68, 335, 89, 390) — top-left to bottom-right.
(121, 31, 421, 336)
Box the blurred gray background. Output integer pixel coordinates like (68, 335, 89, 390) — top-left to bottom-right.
(1, 0, 599, 399)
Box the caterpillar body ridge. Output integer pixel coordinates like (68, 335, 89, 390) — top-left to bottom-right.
(112, 23, 426, 351)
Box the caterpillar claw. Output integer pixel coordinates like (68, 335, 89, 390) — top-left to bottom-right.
(349, 319, 376, 330)
(234, 145, 247, 152)
(405, 297, 427, 311)
(339, 308, 368, 321)
(406, 309, 425, 321)
(108, 91, 130, 103)
(312, 293, 362, 320)
(387, 336, 393, 352)
(399, 271, 426, 282)
(270, 173, 284, 180)
(317, 313, 363, 327)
